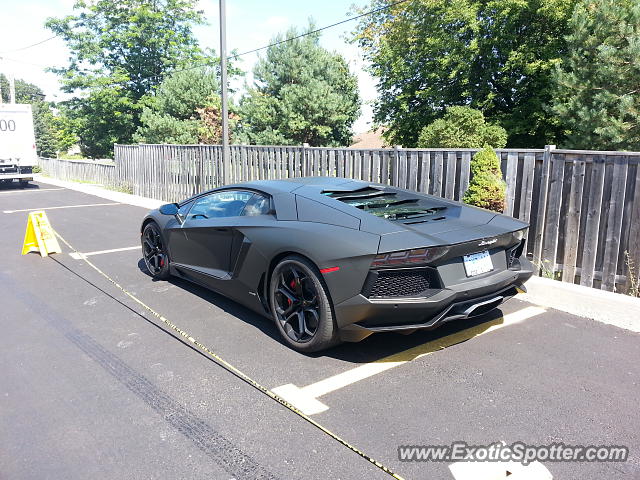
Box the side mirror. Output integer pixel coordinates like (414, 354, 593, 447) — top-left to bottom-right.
(159, 203, 179, 215)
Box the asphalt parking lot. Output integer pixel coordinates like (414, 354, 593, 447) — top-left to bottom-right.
(1, 180, 639, 480)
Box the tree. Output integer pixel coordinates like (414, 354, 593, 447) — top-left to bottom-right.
(417, 106, 507, 148)
(51, 113, 80, 155)
(134, 67, 239, 144)
(463, 146, 506, 212)
(238, 26, 361, 146)
(60, 87, 139, 158)
(0, 74, 45, 104)
(46, 0, 207, 157)
(31, 102, 60, 158)
(135, 68, 223, 144)
(552, 0, 640, 150)
(353, 0, 576, 147)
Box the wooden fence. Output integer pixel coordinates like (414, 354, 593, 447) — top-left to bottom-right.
(38, 157, 117, 186)
(38, 144, 640, 294)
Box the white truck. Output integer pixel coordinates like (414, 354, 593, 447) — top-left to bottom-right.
(0, 103, 37, 187)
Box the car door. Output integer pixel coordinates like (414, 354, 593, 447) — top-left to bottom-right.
(169, 190, 254, 282)
(228, 192, 275, 273)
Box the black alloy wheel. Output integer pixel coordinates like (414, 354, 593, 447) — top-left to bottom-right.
(142, 222, 170, 279)
(270, 255, 338, 352)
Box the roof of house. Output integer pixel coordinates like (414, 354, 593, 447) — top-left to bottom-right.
(348, 128, 387, 149)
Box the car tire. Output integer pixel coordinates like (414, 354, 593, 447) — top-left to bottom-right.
(141, 222, 171, 280)
(269, 255, 340, 353)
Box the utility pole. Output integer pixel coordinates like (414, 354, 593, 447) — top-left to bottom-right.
(219, 0, 230, 184)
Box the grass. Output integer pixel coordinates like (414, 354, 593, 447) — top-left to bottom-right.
(69, 178, 99, 184)
(59, 153, 89, 160)
(105, 183, 134, 195)
(531, 256, 560, 280)
(624, 251, 639, 298)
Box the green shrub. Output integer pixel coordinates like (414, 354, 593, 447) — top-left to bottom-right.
(60, 153, 86, 160)
(417, 106, 507, 149)
(462, 146, 506, 212)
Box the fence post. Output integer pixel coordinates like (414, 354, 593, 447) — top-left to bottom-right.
(392, 145, 402, 186)
(533, 144, 555, 271)
(302, 143, 310, 177)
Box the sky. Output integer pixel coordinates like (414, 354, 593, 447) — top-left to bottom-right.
(0, 0, 378, 133)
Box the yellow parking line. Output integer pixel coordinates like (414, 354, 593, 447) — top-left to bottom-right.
(51, 228, 407, 480)
(272, 306, 546, 415)
(3, 202, 122, 213)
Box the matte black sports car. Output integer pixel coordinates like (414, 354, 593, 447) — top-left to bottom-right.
(141, 177, 533, 352)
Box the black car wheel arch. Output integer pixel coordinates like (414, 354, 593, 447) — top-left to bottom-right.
(269, 255, 338, 352)
(142, 222, 171, 280)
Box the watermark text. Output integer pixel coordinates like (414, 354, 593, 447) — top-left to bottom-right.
(398, 442, 628, 465)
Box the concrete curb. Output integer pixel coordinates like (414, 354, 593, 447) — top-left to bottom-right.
(34, 175, 639, 334)
(35, 175, 164, 210)
(519, 275, 640, 333)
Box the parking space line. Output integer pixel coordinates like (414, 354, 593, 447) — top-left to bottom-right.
(0, 188, 66, 195)
(69, 246, 139, 260)
(3, 202, 122, 213)
(51, 229, 407, 480)
(272, 306, 546, 415)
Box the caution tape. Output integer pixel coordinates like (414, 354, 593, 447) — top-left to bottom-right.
(52, 229, 407, 480)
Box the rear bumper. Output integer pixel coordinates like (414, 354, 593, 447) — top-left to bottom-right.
(0, 164, 33, 181)
(335, 258, 534, 342)
(0, 174, 33, 180)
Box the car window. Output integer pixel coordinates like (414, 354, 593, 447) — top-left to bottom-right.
(188, 191, 254, 219)
(177, 201, 193, 222)
(242, 193, 272, 217)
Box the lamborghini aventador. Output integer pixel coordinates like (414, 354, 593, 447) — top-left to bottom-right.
(141, 177, 533, 352)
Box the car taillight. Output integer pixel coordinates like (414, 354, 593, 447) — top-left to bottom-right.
(372, 246, 448, 268)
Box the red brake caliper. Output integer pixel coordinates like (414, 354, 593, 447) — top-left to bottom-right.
(288, 279, 295, 305)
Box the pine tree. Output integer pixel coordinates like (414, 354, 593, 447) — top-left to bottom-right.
(238, 25, 360, 147)
(462, 146, 506, 213)
(134, 68, 224, 144)
(552, 0, 640, 150)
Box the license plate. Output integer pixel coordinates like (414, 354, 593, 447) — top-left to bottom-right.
(463, 250, 493, 277)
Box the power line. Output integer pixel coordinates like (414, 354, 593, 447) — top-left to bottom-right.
(229, 0, 411, 60)
(7, 0, 411, 89)
(58, 0, 411, 89)
(0, 56, 49, 68)
(0, 35, 59, 54)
